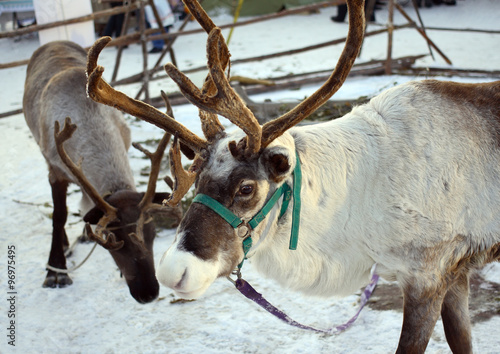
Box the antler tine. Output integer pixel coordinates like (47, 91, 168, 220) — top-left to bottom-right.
(180, 0, 230, 97)
(161, 90, 174, 117)
(180, 0, 228, 143)
(54, 117, 118, 220)
(130, 131, 171, 243)
(54, 117, 123, 250)
(163, 135, 199, 207)
(182, 0, 217, 35)
(84, 224, 124, 251)
(260, 0, 366, 148)
(133, 132, 171, 211)
(159, 89, 198, 160)
(199, 110, 224, 142)
(86, 36, 207, 154)
(165, 28, 262, 155)
(131, 93, 178, 243)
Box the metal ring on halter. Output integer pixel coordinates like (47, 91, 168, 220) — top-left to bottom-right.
(236, 222, 250, 238)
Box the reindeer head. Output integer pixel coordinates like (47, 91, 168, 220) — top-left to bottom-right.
(54, 118, 180, 303)
(86, 0, 365, 299)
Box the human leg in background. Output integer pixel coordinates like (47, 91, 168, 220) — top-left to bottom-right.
(148, 24, 172, 54)
(331, 4, 347, 22)
(102, 2, 125, 38)
(331, 1, 376, 23)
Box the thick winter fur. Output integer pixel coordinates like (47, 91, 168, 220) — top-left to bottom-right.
(157, 79, 500, 352)
(23, 40, 164, 303)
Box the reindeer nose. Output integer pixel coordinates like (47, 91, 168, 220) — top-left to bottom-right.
(130, 279, 159, 304)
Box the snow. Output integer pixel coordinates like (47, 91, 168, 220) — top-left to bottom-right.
(1, 0, 499, 352)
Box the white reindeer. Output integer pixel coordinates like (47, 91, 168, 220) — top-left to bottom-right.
(23, 40, 181, 303)
(86, 0, 500, 351)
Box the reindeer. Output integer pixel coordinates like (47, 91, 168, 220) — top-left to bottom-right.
(23, 40, 181, 304)
(85, 0, 500, 351)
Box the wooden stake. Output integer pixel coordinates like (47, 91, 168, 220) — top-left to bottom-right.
(395, 2, 452, 65)
(112, 0, 136, 82)
(385, 0, 394, 75)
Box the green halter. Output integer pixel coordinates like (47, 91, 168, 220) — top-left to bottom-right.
(192, 154, 302, 268)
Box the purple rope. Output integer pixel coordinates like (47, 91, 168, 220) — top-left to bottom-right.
(235, 273, 379, 335)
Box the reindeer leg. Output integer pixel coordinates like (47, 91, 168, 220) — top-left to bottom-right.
(44, 173, 73, 288)
(396, 281, 447, 354)
(441, 272, 472, 354)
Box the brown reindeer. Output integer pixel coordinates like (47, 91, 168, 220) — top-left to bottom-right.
(85, 0, 499, 351)
(23, 40, 181, 303)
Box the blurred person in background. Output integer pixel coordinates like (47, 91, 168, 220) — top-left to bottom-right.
(145, 0, 175, 53)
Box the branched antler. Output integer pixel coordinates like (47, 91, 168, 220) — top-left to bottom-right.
(54, 117, 123, 250)
(176, 0, 365, 153)
(260, 0, 365, 147)
(165, 28, 261, 156)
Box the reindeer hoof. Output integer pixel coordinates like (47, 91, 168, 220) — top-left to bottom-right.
(43, 272, 73, 288)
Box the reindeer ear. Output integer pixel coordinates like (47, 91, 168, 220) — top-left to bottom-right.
(261, 148, 292, 183)
(83, 207, 105, 224)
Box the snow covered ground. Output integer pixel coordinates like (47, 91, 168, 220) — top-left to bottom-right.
(0, 0, 499, 353)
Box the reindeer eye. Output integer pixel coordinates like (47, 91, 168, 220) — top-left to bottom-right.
(239, 185, 253, 195)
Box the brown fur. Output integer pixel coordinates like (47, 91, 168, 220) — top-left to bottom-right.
(425, 80, 500, 146)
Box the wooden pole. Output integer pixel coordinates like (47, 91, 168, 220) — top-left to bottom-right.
(411, 0, 434, 60)
(385, 0, 394, 75)
(133, 12, 198, 99)
(395, 2, 452, 65)
(112, 0, 136, 81)
(0, 2, 142, 39)
(139, 1, 150, 102)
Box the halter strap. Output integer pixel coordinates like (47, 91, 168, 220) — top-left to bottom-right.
(233, 267, 379, 335)
(192, 194, 244, 228)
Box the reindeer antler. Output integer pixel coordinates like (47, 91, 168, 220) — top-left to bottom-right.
(86, 0, 365, 203)
(165, 0, 365, 155)
(132, 133, 171, 209)
(162, 93, 199, 207)
(165, 28, 261, 155)
(86, 37, 207, 154)
(163, 135, 202, 207)
(54, 117, 124, 250)
(260, 0, 365, 148)
(130, 131, 172, 243)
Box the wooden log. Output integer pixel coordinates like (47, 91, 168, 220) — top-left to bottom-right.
(397, 66, 500, 78)
(109, 0, 346, 47)
(111, 0, 136, 82)
(147, 55, 426, 108)
(4, 57, 500, 120)
(112, 24, 412, 87)
(0, 108, 23, 119)
(0, 3, 141, 39)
